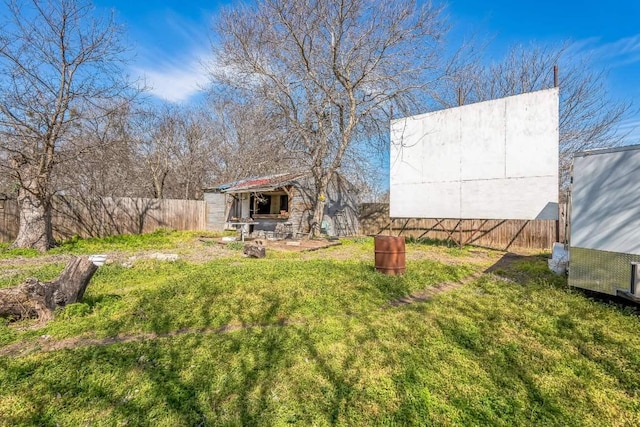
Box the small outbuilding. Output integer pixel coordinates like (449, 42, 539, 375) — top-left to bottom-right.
(203, 172, 359, 238)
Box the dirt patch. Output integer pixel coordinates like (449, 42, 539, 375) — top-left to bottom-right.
(385, 271, 484, 307)
(0, 254, 74, 270)
(251, 238, 341, 252)
(199, 237, 341, 253)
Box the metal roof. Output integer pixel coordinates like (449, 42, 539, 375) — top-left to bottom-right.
(574, 143, 640, 158)
(209, 172, 307, 193)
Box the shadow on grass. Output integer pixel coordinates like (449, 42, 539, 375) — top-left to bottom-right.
(432, 314, 568, 424)
(82, 293, 122, 308)
(5, 254, 639, 425)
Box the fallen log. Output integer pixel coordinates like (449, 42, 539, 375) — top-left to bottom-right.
(0, 256, 98, 322)
(243, 244, 266, 258)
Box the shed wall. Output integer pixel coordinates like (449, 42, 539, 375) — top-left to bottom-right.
(204, 192, 226, 231)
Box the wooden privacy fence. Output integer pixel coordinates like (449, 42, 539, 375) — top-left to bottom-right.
(0, 196, 207, 243)
(359, 203, 567, 251)
(1, 197, 565, 249)
(0, 196, 19, 243)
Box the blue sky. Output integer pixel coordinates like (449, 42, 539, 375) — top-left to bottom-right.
(93, 0, 640, 142)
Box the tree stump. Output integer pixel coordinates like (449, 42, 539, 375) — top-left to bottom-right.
(0, 256, 98, 322)
(243, 244, 266, 258)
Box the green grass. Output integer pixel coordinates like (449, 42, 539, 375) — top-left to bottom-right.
(0, 243, 40, 259)
(0, 234, 639, 426)
(0, 229, 224, 259)
(49, 228, 222, 254)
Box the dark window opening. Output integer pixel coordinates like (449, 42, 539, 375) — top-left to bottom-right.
(252, 193, 290, 216)
(256, 196, 271, 214)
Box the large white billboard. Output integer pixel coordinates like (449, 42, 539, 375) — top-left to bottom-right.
(390, 88, 559, 220)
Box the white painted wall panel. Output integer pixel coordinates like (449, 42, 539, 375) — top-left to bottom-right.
(419, 108, 462, 183)
(241, 196, 250, 218)
(390, 118, 423, 183)
(390, 88, 559, 219)
(391, 109, 461, 184)
(460, 99, 506, 180)
(505, 90, 559, 178)
(571, 147, 640, 255)
(461, 177, 558, 220)
(390, 181, 460, 218)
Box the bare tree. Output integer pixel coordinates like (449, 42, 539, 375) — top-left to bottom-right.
(435, 43, 632, 192)
(131, 104, 216, 200)
(53, 104, 149, 238)
(0, 0, 135, 251)
(210, 0, 449, 235)
(205, 95, 294, 184)
(134, 107, 175, 199)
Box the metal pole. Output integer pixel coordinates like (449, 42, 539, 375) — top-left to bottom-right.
(554, 64, 559, 242)
(458, 88, 463, 106)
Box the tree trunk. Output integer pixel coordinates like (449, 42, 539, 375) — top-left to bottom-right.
(309, 172, 330, 238)
(310, 198, 326, 237)
(12, 185, 55, 252)
(0, 257, 98, 321)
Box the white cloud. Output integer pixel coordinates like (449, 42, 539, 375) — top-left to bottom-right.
(134, 54, 210, 103)
(580, 34, 640, 66)
(128, 8, 216, 104)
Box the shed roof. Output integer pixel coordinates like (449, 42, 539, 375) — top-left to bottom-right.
(208, 172, 307, 193)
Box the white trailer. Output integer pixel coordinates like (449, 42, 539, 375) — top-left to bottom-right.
(568, 144, 640, 302)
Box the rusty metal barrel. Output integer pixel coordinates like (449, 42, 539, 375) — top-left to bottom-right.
(374, 235, 406, 275)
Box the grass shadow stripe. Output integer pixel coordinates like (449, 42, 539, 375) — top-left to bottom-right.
(0, 318, 306, 358)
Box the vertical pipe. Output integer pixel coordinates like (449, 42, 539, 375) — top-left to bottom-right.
(389, 104, 393, 237)
(554, 64, 559, 242)
(457, 87, 464, 248)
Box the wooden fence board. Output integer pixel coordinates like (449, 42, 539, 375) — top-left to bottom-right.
(0, 198, 19, 243)
(359, 203, 567, 251)
(0, 197, 207, 243)
(1, 197, 566, 251)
